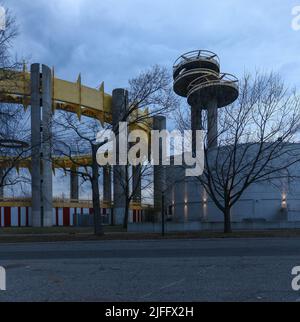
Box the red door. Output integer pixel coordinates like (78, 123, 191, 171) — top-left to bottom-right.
(4, 207, 11, 227)
(63, 208, 70, 226)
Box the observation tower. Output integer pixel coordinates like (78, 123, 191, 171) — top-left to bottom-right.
(173, 50, 239, 148)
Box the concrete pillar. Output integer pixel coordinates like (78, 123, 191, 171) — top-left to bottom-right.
(31, 64, 53, 227)
(103, 165, 112, 204)
(0, 168, 4, 200)
(207, 98, 218, 149)
(153, 116, 167, 211)
(41, 65, 53, 227)
(112, 89, 128, 225)
(132, 165, 142, 204)
(70, 168, 79, 200)
(191, 106, 203, 153)
(31, 63, 42, 227)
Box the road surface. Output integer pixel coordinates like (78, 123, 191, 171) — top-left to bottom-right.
(0, 238, 300, 302)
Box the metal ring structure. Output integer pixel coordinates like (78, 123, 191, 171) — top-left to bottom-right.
(173, 50, 221, 97)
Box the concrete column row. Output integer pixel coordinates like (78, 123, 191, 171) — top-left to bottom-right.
(30, 71, 162, 226)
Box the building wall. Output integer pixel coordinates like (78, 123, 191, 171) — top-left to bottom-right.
(166, 165, 300, 224)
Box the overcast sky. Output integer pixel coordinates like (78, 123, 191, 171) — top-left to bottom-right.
(5, 0, 300, 198)
(7, 0, 300, 92)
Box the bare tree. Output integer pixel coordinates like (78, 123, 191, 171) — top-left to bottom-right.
(0, 7, 32, 198)
(117, 65, 179, 229)
(175, 72, 300, 233)
(0, 6, 18, 70)
(53, 65, 178, 233)
(53, 112, 106, 235)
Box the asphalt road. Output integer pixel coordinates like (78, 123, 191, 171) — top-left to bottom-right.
(0, 238, 300, 302)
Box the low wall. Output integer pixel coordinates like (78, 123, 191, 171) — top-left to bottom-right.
(128, 221, 300, 233)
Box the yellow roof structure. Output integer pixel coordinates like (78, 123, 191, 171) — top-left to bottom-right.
(0, 67, 112, 123)
(0, 155, 93, 172)
(0, 66, 152, 128)
(0, 66, 153, 171)
(0, 197, 152, 210)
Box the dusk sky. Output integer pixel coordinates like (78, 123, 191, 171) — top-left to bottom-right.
(8, 0, 300, 92)
(5, 0, 300, 198)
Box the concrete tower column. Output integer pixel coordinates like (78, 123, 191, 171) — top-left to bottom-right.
(41, 65, 53, 227)
(191, 105, 203, 153)
(207, 98, 218, 149)
(31, 64, 53, 227)
(103, 165, 112, 204)
(153, 116, 167, 211)
(0, 168, 4, 200)
(70, 168, 79, 200)
(132, 165, 142, 203)
(112, 88, 128, 225)
(31, 64, 42, 227)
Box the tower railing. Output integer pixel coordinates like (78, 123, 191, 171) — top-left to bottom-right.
(174, 68, 219, 83)
(188, 73, 239, 96)
(173, 50, 220, 70)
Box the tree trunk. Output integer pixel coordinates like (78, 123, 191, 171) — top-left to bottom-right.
(92, 146, 103, 236)
(223, 207, 232, 234)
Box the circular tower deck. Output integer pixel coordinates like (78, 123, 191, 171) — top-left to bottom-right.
(173, 50, 220, 97)
(187, 73, 239, 109)
(173, 49, 239, 107)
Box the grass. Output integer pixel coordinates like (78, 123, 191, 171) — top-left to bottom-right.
(1, 227, 300, 243)
(0, 225, 125, 236)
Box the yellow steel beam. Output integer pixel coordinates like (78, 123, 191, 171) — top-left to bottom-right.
(0, 68, 151, 130)
(0, 68, 113, 123)
(0, 68, 154, 169)
(0, 155, 94, 170)
(0, 198, 150, 210)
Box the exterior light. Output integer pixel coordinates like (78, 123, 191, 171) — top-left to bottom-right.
(282, 193, 287, 209)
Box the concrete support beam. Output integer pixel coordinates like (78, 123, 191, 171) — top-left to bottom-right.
(207, 98, 218, 149)
(191, 106, 203, 153)
(103, 165, 112, 204)
(70, 168, 79, 201)
(112, 88, 128, 225)
(31, 64, 53, 227)
(153, 116, 167, 211)
(41, 65, 53, 227)
(31, 64, 42, 227)
(132, 165, 142, 204)
(0, 168, 4, 200)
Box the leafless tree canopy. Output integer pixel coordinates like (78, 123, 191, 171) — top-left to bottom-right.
(52, 65, 178, 232)
(0, 7, 18, 69)
(0, 7, 31, 197)
(128, 65, 179, 124)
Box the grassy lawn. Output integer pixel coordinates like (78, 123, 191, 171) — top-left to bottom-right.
(1, 227, 300, 243)
(0, 225, 125, 235)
